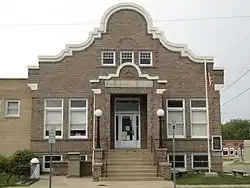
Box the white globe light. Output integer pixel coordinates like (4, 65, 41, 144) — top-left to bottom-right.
(157, 109, 165, 117)
(94, 109, 103, 117)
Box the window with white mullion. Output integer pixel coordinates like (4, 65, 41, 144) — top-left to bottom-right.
(168, 154, 186, 169)
(43, 155, 62, 171)
(5, 100, 20, 117)
(102, 52, 115, 66)
(167, 100, 185, 138)
(192, 154, 208, 169)
(139, 52, 152, 66)
(120, 52, 133, 64)
(190, 100, 207, 138)
(44, 99, 63, 138)
(69, 99, 88, 138)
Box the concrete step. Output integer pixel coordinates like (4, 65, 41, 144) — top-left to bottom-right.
(100, 176, 164, 181)
(108, 161, 154, 166)
(107, 171, 157, 178)
(107, 165, 156, 170)
(107, 168, 157, 173)
(107, 157, 153, 162)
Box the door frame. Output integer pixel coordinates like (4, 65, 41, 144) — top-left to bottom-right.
(114, 97, 141, 148)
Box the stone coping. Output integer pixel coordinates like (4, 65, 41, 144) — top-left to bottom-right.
(159, 162, 171, 167)
(92, 162, 103, 167)
(67, 152, 81, 155)
(156, 147, 168, 151)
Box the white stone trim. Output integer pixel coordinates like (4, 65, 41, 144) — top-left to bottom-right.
(213, 67, 224, 71)
(214, 84, 223, 91)
(89, 62, 160, 83)
(156, 89, 166, 94)
(105, 80, 153, 88)
(37, 3, 214, 63)
(28, 65, 39, 70)
(28, 83, 38, 91)
(157, 80, 168, 84)
(91, 89, 102, 94)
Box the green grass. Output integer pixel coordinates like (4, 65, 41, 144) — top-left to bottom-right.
(230, 162, 250, 165)
(176, 173, 250, 185)
(0, 174, 25, 188)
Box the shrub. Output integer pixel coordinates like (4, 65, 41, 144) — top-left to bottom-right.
(0, 150, 38, 174)
(11, 150, 38, 167)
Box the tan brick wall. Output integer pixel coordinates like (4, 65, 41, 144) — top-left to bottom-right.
(28, 6, 224, 170)
(0, 79, 31, 156)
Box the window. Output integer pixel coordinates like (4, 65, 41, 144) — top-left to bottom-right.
(5, 100, 20, 117)
(230, 148, 234, 156)
(222, 148, 229, 156)
(212, 135, 222, 151)
(44, 99, 63, 138)
(139, 52, 152, 66)
(120, 52, 133, 64)
(168, 154, 186, 169)
(69, 99, 88, 138)
(43, 155, 62, 171)
(102, 52, 115, 66)
(190, 100, 207, 138)
(167, 99, 185, 138)
(192, 154, 208, 169)
(81, 155, 88, 161)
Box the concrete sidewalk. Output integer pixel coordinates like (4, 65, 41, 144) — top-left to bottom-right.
(6, 175, 250, 188)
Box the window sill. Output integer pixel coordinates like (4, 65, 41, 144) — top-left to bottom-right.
(5, 115, 20, 119)
(100, 64, 116, 67)
(139, 64, 153, 67)
(191, 136, 208, 139)
(44, 136, 63, 139)
(69, 136, 88, 139)
(167, 135, 186, 139)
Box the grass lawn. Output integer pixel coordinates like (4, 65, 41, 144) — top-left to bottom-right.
(176, 173, 250, 185)
(0, 174, 25, 188)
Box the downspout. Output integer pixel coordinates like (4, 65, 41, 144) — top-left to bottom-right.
(91, 89, 96, 172)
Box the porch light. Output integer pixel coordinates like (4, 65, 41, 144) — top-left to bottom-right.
(94, 109, 102, 148)
(157, 109, 165, 148)
(157, 109, 165, 117)
(94, 109, 103, 117)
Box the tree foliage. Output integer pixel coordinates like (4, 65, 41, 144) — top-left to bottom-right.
(221, 119, 250, 140)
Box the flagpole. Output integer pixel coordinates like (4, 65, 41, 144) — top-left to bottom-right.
(204, 59, 211, 173)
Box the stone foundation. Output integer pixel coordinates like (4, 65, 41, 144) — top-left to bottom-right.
(156, 148, 171, 180)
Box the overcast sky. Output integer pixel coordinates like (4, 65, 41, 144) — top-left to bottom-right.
(0, 0, 249, 123)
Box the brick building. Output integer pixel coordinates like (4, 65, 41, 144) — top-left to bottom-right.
(1, 3, 224, 180)
(0, 79, 31, 155)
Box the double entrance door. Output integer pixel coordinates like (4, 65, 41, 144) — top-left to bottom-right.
(115, 113, 140, 148)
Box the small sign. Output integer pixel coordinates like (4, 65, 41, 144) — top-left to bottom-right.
(48, 128, 56, 144)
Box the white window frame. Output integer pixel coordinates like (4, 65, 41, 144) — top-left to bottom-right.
(230, 148, 235, 156)
(81, 155, 88, 161)
(69, 99, 88, 139)
(120, 51, 134, 64)
(212, 135, 222, 151)
(166, 99, 186, 138)
(138, 52, 153, 67)
(190, 99, 208, 139)
(222, 147, 229, 156)
(191, 153, 209, 169)
(5, 100, 20, 117)
(167, 153, 187, 170)
(42, 155, 62, 172)
(44, 99, 63, 139)
(101, 51, 116, 66)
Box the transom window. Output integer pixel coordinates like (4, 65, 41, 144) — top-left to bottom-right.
(44, 99, 63, 138)
(190, 99, 207, 138)
(5, 100, 20, 117)
(69, 99, 88, 138)
(120, 52, 133, 64)
(139, 52, 152, 66)
(102, 52, 115, 66)
(167, 99, 185, 138)
(168, 154, 186, 169)
(192, 154, 208, 169)
(115, 100, 139, 112)
(43, 155, 62, 171)
(222, 148, 229, 156)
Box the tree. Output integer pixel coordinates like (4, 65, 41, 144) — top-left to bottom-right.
(221, 119, 250, 140)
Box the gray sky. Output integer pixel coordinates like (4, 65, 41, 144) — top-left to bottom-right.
(0, 0, 249, 123)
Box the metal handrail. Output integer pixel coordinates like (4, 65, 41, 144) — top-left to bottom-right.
(151, 136, 159, 177)
(7, 163, 37, 184)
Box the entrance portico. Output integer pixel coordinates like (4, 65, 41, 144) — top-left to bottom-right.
(90, 62, 167, 150)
